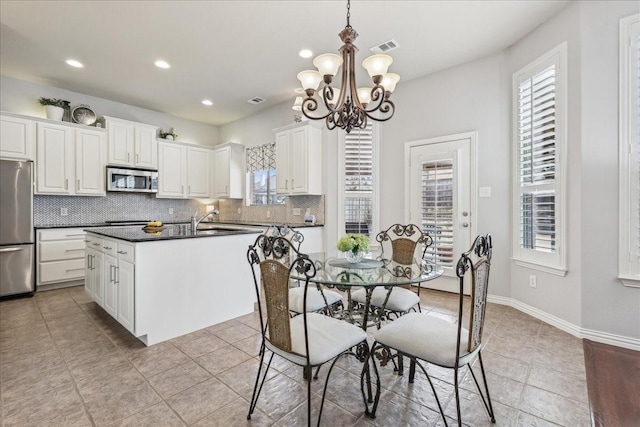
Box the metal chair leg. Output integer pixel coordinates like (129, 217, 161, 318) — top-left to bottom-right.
(247, 348, 273, 419)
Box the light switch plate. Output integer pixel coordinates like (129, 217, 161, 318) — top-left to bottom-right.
(479, 187, 492, 198)
(60, 207, 68, 216)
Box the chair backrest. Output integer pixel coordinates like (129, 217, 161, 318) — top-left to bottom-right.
(376, 224, 433, 265)
(263, 225, 304, 251)
(455, 234, 492, 354)
(247, 234, 315, 353)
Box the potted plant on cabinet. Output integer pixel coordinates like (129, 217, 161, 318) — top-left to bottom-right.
(38, 97, 68, 121)
(159, 127, 178, 140)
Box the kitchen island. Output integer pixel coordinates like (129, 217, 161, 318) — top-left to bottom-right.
(84, 224, 264, 345)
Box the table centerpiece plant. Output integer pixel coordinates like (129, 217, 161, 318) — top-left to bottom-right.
(337, 233, 370, 263)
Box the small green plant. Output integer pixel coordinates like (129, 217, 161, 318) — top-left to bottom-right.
(37, 97, 68, 108)
(337, 234, 370, 254)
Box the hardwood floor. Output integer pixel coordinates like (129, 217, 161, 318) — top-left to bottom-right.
(583, 340, 640, 426)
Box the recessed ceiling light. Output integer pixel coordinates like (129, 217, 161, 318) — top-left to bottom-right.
(66, 59, 84, 68)
(201, 99, 213, 106)
(154, 60, 171, 69)
(299, 49, 313, 58)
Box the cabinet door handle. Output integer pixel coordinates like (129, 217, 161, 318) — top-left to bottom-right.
(87, 254, 91, 269)
(65, 249, 84, 252)
(66, 234, 85, 237)
(90, 254, 94, 270)
(291, 179, 294, 189)
(127, 153, 130, 163)
(103, 246, 112, 250)
(65, 178, 68, 190)
(115, 266, 120, 284)
(117, 250, 127, 255)
(109, 265, 114, 282)
(93, 243, 100, 246)
(136, 153, 139, 164)
(181, 185, 184, 194)
(66, 267, 84, 272)
(76, 179, 80, 191)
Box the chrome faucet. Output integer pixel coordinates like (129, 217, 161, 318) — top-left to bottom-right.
(191, 209, 220, 231)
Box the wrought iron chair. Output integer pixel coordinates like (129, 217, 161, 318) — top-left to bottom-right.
(365, 234, 495, 426)
(263, 225, 343, 316)
(247, 233, 368, 426)
(351, 224, 432, 322)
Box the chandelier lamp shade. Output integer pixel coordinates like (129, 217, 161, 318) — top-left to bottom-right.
(296, 0, 399, 133)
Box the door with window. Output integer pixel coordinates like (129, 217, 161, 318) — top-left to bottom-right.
(407, 133, 475, 292)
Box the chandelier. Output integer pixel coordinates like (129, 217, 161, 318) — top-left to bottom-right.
(296, 0, 399, 133)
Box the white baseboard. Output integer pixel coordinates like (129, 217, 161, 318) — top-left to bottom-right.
(487, 294, 640, 351)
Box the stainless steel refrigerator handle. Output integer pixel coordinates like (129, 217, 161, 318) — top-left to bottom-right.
(0, 247, 23, 253)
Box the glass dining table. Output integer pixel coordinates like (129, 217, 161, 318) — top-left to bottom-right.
(296, 252, 444, 417)
(303, 252, 444, 330)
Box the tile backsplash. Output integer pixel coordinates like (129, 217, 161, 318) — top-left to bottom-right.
(34, 193, 324, 226)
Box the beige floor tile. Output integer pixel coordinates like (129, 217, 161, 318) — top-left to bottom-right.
(215, 358, 278, 399)
(194, 397, 274, 427)
(165, 377, 240, 425)
(0, 346, 66, 384)
(278, 394, 360, 426)
(514, 410, 563, 426)
(205, 318, 242, 333)
(519, 385, 590, 426)
(195, 344, 253, 375)
(0, 364, 74, 406)
(211, 323, 260, 344)
(367, 389, 442, 426)
(66, 348, 132, 381)
(527, 363, 588, 403)
(253, 374, 308, 421)
(129, 343, 191, 377)
(147, 360, 212, 399)
(232, 333, 263, 356)
(108, 401, 185, 427)
(172, 332, 227, 358)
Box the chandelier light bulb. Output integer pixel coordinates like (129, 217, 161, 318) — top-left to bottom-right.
(313, 53, 343, 77)
(381, 73, 400, 94)
(362, 54, 393, 79)
(357, 87, 372, 104)
(292, 96, 303, 111)
(297, 70, 323, 92)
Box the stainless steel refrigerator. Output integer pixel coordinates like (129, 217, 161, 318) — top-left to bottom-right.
(0, 159, 35, 297)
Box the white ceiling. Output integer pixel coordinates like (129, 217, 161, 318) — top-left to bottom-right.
(0, 0, 570, 127)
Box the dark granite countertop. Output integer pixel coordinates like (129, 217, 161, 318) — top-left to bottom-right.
(85, 224, 264, 243)
(36, 220, 323, 229)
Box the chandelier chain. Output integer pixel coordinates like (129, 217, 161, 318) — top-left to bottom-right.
(346, 0, 351, 28)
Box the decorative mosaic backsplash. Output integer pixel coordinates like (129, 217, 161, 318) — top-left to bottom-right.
(34, 193, 324, 226)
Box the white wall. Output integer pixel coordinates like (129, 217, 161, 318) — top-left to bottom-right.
(507, 0, 584, 326)
(579, 1, 640, 340)
(0, 76, 219, 146)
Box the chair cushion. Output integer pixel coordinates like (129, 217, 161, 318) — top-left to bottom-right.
(289, 287, 343, 313)
(351, 287, 420, 312)
(266, 312, 367, 366)
(374, 312, 479, 368)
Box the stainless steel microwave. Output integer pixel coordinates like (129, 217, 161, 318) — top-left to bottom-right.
(106, 167, 158, 193)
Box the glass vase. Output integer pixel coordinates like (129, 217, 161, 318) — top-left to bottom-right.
(345, 251, 363, 264)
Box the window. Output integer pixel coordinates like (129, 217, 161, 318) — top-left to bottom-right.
(246, 143, 284, 205)
(512, 43, 567, 275)
(339, 122, 379, 240)
(619, 14, 640, 287)
(421, 161, 455, 268)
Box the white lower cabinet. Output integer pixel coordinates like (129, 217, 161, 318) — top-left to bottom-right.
(86, 235, 135, 333)
(38, 228, 87, 289)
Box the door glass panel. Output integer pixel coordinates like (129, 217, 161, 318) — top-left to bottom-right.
(421, 160, 454, 268)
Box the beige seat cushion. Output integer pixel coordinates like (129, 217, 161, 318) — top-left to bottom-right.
(374, 312, 479, 368)
(289, 287, 343, 313)
(351, 287, 420, 312)
(266, 312, 367, 366)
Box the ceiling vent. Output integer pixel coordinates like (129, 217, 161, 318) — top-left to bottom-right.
(247, 97, 266, 105)
(370, 39, 400, 54)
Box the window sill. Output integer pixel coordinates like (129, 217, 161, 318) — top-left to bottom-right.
(618, 275, 640, 288)
(512, 257, 567, 277)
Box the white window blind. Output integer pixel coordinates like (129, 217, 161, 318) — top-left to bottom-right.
(344, 123, 374, 237)
(512, 43, 566, 274)
(619, 14, 640, 286)
(421, 161, 454, 268)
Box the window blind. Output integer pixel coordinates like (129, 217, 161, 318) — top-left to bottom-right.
(517, 64, 557, 252)
(344, 123, 373, 237)
(421, 161, 454, 268)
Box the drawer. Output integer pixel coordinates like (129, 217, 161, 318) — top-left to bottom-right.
(38, 228, 86, 242)
(100, 238, 117, 257)
(117, 242, 135, 263)
(39, 258, 85, 284)
(39, 240, 86, 262)
(85, 234, 102, 250)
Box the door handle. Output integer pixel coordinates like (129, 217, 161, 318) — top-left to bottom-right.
(0, 247, 23, 253)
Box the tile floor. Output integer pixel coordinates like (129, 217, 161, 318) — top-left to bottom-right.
(0, 286, 590, 426)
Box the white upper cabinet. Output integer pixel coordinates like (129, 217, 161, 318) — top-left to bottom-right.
(104, 116, 158, 169)
(212, 142, 244, 199)
(274, 121, 322, 195)
(157, 140, 211, 199)
(36, 122, 106, 196)
(75, 128, 107, 195)
(0, 113, 36, 160)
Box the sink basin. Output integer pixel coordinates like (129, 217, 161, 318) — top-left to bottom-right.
(196, 223, 264, 233)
